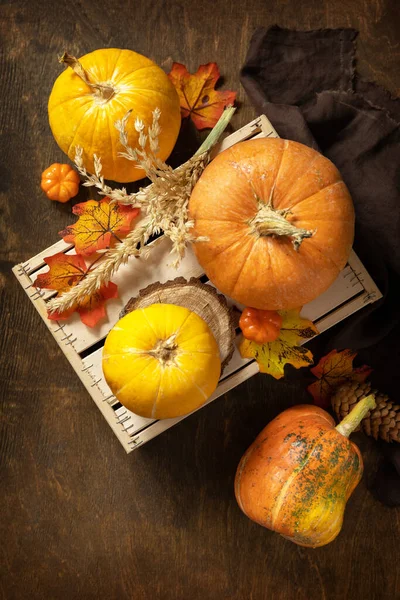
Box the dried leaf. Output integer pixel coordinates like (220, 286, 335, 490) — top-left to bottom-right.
(59, 197, 140, 257)
(34, 252, 118, 328)
(307, 349, 373, 408)
(239, 309, 318, 380)
(34, 253, 88, 292)
(168, 62, 236, 130)
(48, 281, 118, 328)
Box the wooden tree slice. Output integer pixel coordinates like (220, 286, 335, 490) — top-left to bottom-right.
(120, 277, 236, 372)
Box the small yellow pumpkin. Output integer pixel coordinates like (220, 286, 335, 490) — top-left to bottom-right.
(48, 49, 181, 183)
(102, 304, 221, 419)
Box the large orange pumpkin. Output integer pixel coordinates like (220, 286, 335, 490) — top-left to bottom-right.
(189, 138, 355, 310)
(48, 49, 181, 183)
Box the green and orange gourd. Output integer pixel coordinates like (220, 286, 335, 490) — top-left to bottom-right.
(235, 396, 376, 548)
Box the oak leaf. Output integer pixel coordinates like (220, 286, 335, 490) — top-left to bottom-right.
(168, 62, 236, 130)
(307, 349, 372, 408)
(34, 252, 118, 328)
(239, 309, 318, 380)
(59, 198, 140, 257)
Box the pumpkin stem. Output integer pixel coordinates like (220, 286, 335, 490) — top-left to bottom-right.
(249, 203, 315, 251)
(335, 394, 377, 438)
(148, 334, 178, 365)
(59, 52, 116, 103)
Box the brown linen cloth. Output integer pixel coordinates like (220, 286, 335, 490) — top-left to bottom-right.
(241, 26, 400, 349)
(241, 27, 400, 506)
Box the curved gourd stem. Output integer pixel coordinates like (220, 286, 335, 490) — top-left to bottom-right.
(335, 394, 377, 438)
(59, 52, 115, 102)
(195, 106, 236, 156)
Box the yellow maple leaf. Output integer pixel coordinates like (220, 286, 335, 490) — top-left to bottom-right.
(59, 198, 139, 257)
(239, 309, 318, 379)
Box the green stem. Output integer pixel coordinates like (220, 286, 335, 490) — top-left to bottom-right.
(335, 394, 376, 438)
(194, 106, 236, 156)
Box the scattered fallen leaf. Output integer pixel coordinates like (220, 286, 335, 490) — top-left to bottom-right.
(239, 309, 318, 380)
(34, 252, 118, 328)
(168, 62, 236, 130)
(48, 281, 118, 328)
(307, 349, 373, 408)
(59, 197, 140, 257)
(34, 252, 88, 292)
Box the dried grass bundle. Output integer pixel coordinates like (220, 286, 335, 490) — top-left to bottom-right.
(47, 106, 235, 314)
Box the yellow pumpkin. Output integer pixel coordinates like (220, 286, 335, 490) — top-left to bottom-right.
(48, 49, 181, 183)
(102, 304, 221, 419)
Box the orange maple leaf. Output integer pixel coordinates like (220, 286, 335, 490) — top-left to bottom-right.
(168, 62, 236, 130)
(59, 198, 140, 257)
(34, 253, 88, 292)
(34, 252, 118, 328)
(307, 349, 372, 408)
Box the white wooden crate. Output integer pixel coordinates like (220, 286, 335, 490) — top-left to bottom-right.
(13, 115, 382, 453)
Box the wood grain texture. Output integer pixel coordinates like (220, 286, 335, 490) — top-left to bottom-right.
(1, 1, 399, 599)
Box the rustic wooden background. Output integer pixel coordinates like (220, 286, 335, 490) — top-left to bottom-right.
(1, 1, 399, 599)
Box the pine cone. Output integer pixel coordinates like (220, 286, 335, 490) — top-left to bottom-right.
(332, 381, 400, 443)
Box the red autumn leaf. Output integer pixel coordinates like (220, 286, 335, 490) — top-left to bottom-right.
(34, 252, 118, 328)
(48, 281, 118, 328)
(168, 62, 236, 130)
(59, 197, 140, 257)
(307, 349, 373, 408)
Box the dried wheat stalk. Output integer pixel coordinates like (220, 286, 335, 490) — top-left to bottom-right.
(47, 106, 235, 314)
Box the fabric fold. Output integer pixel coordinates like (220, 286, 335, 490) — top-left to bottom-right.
(240, 26, 400, 350)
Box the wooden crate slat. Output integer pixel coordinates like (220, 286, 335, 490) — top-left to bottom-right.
(18, 114, 279, 353)
(11, 266, 134, 452)
(213, 114, 278, 156)
(21, 239, 73, 275)
(300, 259, 363, 322)
(343, 251, 381, 303)
(78, 248, 381, 444)
(13, 114, 383, 453)
(205, 262, 364, 322)
(128, 362, 262, 450)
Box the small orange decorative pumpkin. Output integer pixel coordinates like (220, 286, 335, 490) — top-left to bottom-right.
(41, 163, 80, 203)
(189, 138, 355, 310)
(239, 307, 282, 344)
(235, 396, 376, 548)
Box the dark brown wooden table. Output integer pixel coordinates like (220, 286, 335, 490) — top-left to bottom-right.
(1, 1, 399, 599)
